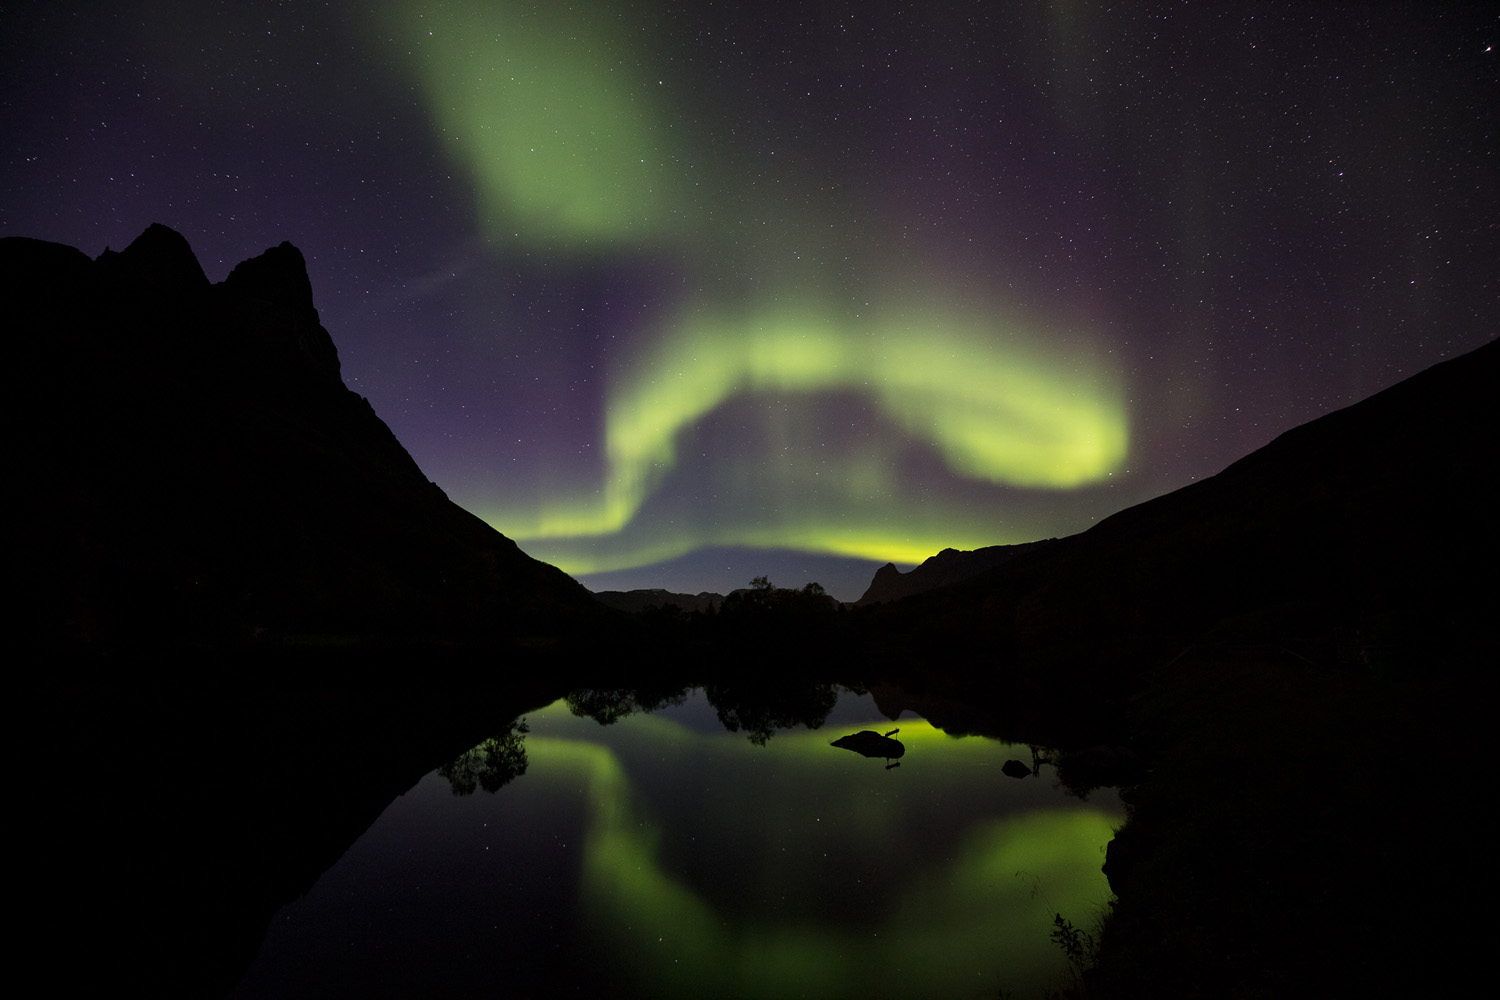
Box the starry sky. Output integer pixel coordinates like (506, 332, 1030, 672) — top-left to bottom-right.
(4, 2, 1494, 601)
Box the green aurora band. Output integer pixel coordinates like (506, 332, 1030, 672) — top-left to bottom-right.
(375, 0, 677, 250)
(378, 1, 1130, 573)
(498, 295, 1127, 570)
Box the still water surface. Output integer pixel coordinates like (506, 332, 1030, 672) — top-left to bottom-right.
(232, 688, 1120, 998)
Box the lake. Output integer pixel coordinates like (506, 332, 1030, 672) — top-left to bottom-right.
(229, 686, 1121, 998)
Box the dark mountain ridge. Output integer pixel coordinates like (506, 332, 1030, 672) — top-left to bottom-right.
(592, 588, 726, 614)
(856, 337, 1498, 692)
(7, 224, 598, 649)
(855, 539, 1056, 605)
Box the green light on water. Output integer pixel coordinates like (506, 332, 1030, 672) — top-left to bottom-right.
(525, 706, 1118, 997)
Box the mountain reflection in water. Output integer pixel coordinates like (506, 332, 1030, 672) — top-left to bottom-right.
(232, 688, 1120, 999)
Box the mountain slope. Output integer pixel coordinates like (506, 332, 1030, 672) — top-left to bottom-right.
(860, 338, 1498, 688)
(7, 224, 598, 648)
(854, 540, 1055, 605)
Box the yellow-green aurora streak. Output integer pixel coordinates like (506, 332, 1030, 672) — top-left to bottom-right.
(376, 0, 677, 250)
(490, 294, 1127, 571)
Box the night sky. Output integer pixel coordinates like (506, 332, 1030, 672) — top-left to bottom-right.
(4, 2, 1494, 601)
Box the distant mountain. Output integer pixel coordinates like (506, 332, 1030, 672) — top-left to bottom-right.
(7, 224, 599, 648)
(593, 589, 725, 614)
(861, 338, 1499, 690)
(854, 540, 1055, 605)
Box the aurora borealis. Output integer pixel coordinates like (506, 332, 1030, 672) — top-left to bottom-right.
(4, 2, 1494, 598)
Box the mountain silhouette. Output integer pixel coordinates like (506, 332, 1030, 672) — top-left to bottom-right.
(858, 338, 1498, 698)
(6, 224, 598, 649)
(593, 588, 726, 614)
(855, 539, 1055, 606)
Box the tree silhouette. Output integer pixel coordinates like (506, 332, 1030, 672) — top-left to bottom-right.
(438, 719, 530, 795)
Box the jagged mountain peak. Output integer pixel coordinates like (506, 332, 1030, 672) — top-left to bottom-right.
(224, 239, 318, 321)
(856, 541, 1055, 605)
(96, 221, 209, 292)
(9, 224, 598, 648)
